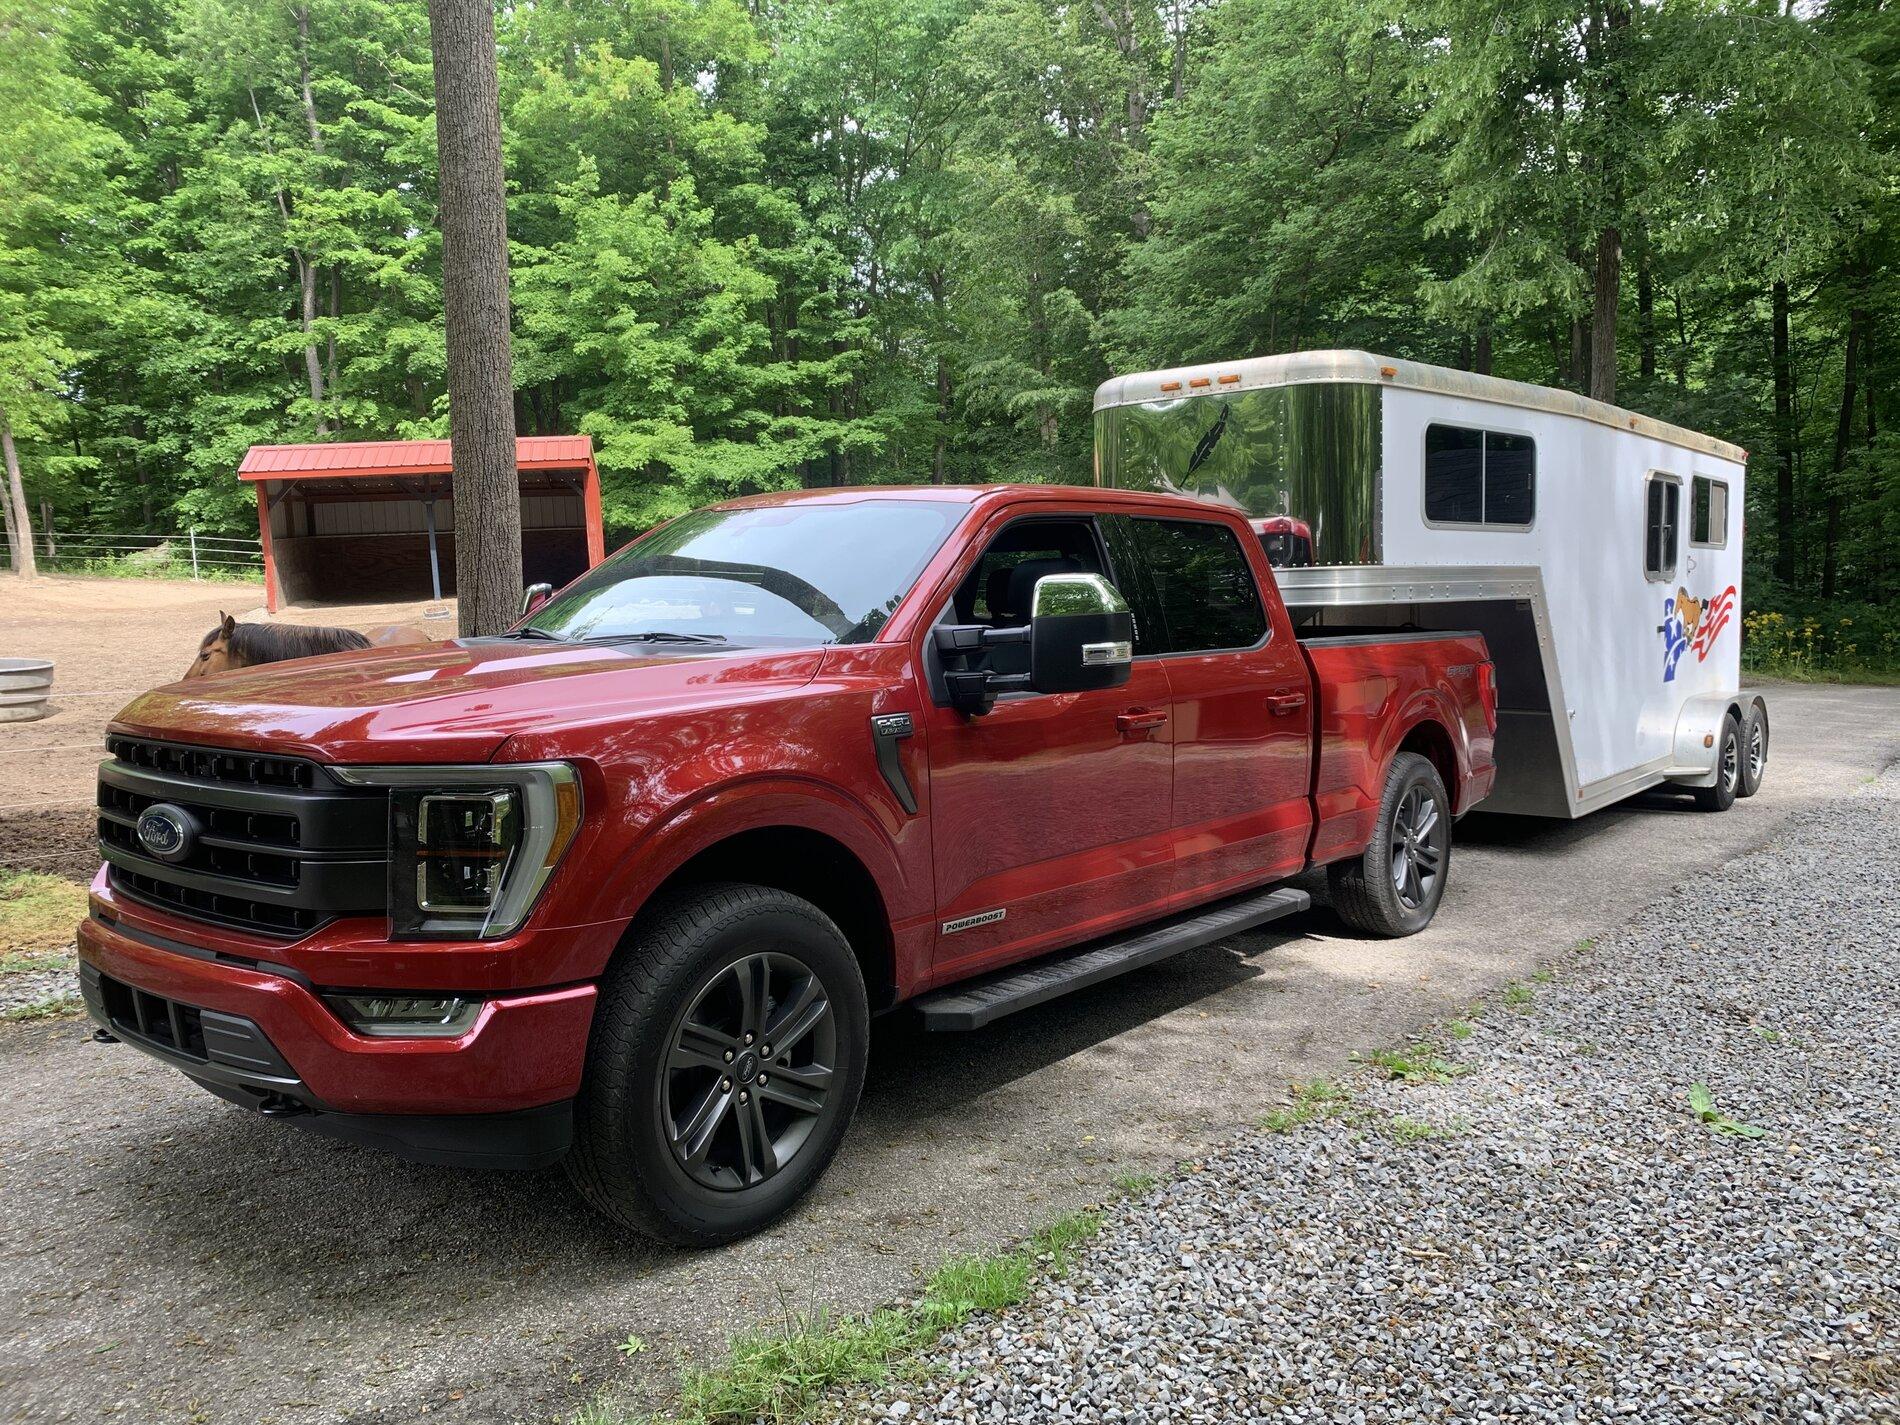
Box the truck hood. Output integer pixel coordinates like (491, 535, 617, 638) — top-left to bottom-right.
(109, 639, 829, 764)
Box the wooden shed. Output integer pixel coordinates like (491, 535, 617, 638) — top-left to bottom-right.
(240, 436, 606, 613)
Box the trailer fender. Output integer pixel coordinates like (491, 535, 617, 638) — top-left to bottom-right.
(1666, 692, 1746, 787)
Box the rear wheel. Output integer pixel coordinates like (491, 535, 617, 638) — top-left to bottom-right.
(567, 883, 868, 1245)
(1328, 752, 1451, 937)
(1693, 714, 1742, 812)
(1737, 703, 1768, 798)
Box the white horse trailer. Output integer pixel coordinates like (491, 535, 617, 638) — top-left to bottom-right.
(1093, 350, 1767, 817)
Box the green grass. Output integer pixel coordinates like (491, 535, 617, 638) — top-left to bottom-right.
(1447, 1019, 1475, 1040)
(1111, 1172, 1157, 1197)
(0, 869, 87, 963)
(1384, 1114, 1464, 1143)
(592, 1209, 1106, 1425)
(1359, 1045, 1467, 1085)
(1501, 983, 1535, 1010)
(1258, 1076, 1352, 1133)
(1687, 1082, 1766, 1139)
(2, 991, 83, 1023)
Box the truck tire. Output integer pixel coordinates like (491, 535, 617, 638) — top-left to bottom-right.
(567, 883, 869, 1245)
(1328, 752, 1451, 937)
(1737, 702, 1768, 798)
(1693, 714, 1742, 812)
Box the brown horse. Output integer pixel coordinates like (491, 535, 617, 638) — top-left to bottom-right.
(183, 612, 432, 679)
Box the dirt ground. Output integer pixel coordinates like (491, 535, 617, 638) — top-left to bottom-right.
(0, 575, 457, 879)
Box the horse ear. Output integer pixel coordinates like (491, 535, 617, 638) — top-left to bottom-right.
(220, 611, 237, 638)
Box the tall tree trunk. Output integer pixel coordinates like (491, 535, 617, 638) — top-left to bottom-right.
(1772, 279, 1795, 588)
(429, 0, 523, 636)
(1636, 250, 1655, 381)
(1824, 308, 1868, 601)
(1590, 224, 1620, 404)
(248, 84, 330, 437)
(1, 409, 39, 578)
(1475, 325, 1493, 376)
(298, 254, 330, 436)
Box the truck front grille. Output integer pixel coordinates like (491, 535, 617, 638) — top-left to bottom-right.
(97, 735, 387, 939)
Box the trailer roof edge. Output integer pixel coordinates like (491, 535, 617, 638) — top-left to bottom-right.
(1092, 350, 1747, 465)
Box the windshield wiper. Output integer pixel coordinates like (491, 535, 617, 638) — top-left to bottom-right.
(497, 626, 568, 641)
(588, 631, 730, 645)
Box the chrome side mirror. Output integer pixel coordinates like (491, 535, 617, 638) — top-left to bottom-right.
(520, 582, 554, 618)
(1029, 573, 1133, 695)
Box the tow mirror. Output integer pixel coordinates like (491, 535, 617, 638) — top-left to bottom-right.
(1029, 573, 1133, 695)
(520, 582, 554, 618)
(935, 573, 1134, 716)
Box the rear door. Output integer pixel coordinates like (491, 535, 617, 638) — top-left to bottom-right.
(920, 509, 1176, 982)
(1106, 513, 1314, 897)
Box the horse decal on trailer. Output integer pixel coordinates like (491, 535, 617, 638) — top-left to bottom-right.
(1661, 584, 1736, 682)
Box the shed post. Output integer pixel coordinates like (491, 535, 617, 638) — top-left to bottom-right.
(256, 482, 280, 613)
(583, 455, 605, 566)
(422, 485, 444, 602)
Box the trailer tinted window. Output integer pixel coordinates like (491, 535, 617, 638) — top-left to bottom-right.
(1691, 476, 1729, 547)
(1424, 424, 1535, 527)
(1126, 517, 1267, 653)
(1646, 475, 1681, 580)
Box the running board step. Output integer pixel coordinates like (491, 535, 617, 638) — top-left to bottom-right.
(914, 886, 1311, 1031)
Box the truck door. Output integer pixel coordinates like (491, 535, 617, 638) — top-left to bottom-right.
(1105, 513, 1314, 896)
(920, 511, 1176, 981)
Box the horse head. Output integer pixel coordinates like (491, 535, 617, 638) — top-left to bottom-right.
(184, 612, 239, 680)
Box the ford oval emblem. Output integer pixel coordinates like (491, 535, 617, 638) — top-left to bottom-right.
(135, 803, 195, 863)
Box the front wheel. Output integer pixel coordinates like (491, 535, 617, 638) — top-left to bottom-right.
(1328, 751, 1452, 937)
(567, 883, 869, 1245)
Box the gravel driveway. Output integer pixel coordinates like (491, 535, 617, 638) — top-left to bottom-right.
(2, 682, 1893, 1425)
(831, 766, 1900, 1424)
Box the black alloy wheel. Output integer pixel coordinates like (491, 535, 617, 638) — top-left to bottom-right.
(1389, 782, 1446, 913)
(662, 951, 836, 1191)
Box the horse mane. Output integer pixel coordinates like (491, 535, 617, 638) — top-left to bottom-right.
(229, 621, 373, 664)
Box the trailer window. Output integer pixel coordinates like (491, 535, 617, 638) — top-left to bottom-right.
(1645, 474, 1681, 580)
(1424, 424, 1535, 528)
(1691, 476, 1729, 548)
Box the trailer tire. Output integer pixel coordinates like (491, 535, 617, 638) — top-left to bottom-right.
(567, 883, 869, 1246)
(1693, 714, 1742, 813)
(1328, 752, 1451, 938)
(1737, 703, 1768, 798)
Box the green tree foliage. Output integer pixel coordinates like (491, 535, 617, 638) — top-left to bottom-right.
(0, 0, 1891, 606)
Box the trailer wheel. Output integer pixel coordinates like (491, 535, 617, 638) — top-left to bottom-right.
(567, 883, 869, 1245)
(1693, 714, 1742, 813)
(1328, 752, 1451, 937)
(1737, 703, 1768, 798)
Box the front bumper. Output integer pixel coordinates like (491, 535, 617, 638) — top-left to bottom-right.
(77, 906, 598, 1170)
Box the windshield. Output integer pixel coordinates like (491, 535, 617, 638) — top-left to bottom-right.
(520, 499, 962, 646)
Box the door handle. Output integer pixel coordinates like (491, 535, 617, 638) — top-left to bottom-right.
(1267, 692, 1308, 715)
(1116, 708, 1168, 735)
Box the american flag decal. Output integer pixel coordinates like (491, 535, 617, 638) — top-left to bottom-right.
(1691, 585, 1736, 662)
(1660, 583, 1737, 682)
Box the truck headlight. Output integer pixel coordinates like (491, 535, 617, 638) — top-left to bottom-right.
(332, 763, 582, 939)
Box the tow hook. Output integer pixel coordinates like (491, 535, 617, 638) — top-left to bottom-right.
(91, 1028, 119, 1044)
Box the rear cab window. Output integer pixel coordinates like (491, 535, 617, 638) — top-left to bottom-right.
(1108, 515, 1268, 655)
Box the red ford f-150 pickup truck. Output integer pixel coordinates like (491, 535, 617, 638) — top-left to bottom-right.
(79, 485, 1495, 1242)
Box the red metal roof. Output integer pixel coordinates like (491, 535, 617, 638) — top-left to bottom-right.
(239, 435, 593, 481)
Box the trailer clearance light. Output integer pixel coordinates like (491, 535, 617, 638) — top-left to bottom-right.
(327, 994, 483, 1038)
(332, 763, 582, 940)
